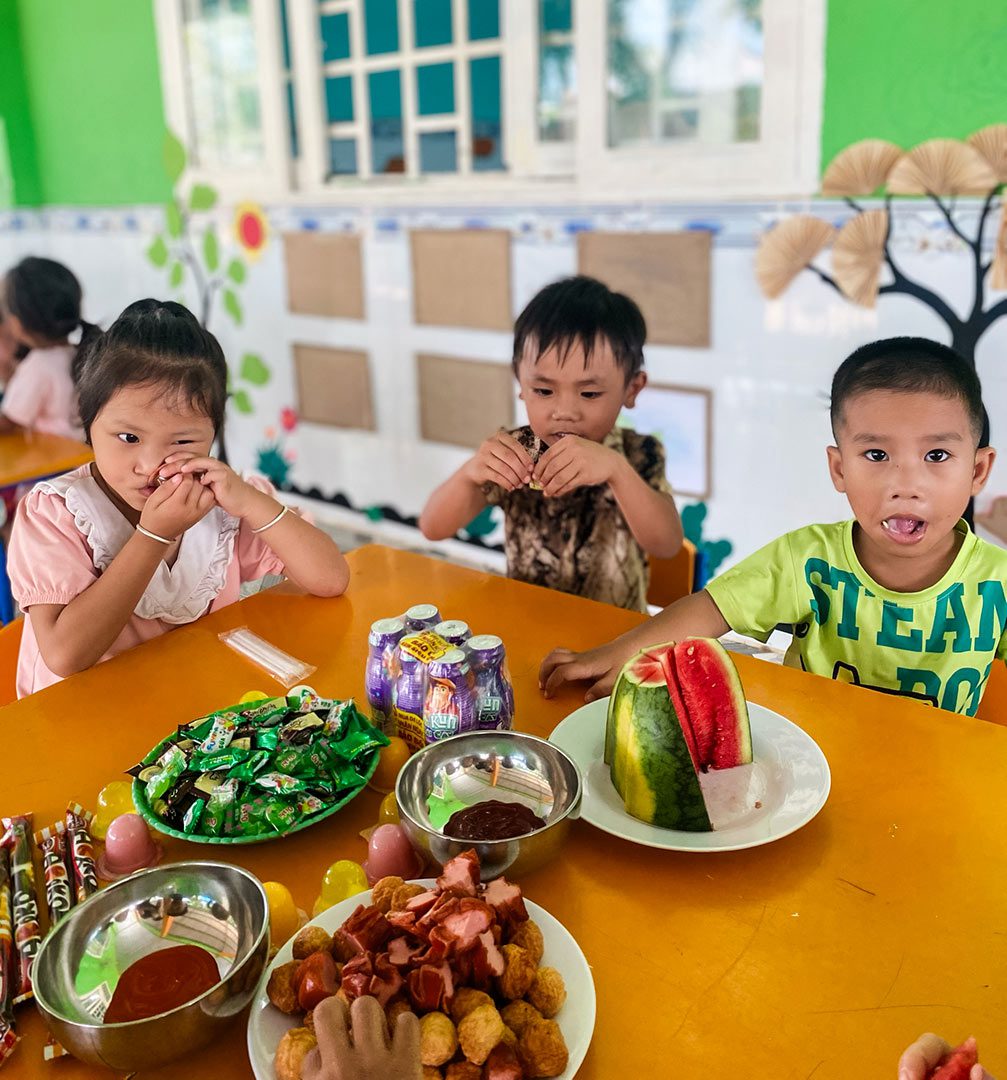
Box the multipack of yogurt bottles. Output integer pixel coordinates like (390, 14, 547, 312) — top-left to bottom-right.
(364, 604, 515, 752)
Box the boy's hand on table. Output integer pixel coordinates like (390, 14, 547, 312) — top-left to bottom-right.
(898, 1034, 991, 1080)
(302, 995, 420, 1080)
(534, 436, 620, 497)
(464, 430, 534, 491)
(540, 641, 633, 702)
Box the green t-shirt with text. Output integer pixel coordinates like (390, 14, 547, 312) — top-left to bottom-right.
(705, 520, 1007, 716)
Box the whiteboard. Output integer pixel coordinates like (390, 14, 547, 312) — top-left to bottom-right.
(625, 383, 711, 499)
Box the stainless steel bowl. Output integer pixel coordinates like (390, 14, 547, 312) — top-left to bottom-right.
(396, 731, 582, 880)
(32, 861, 269, 1071)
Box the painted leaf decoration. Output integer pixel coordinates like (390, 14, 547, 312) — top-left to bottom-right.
(189, 183, 218, 211)
(233, 389, 254, 414)
(147, 235, 169, 268)
(227, 258, 246, 284)
(240, 353, 270, 386)
(203, 227, 220, 272)
(169, 261, 185, 287)
(163, 130, 187, 183)
(224, 288, 243, 325)
(165, 201, 183, 238)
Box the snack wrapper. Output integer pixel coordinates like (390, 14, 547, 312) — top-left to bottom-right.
(34, 823, 72, 929)
(64, 805, 98, 907)
(0, 839, 19, 1063)
(2, 816, 40, 1006)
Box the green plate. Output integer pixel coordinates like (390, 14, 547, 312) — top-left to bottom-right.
(133, 733, 380, 846)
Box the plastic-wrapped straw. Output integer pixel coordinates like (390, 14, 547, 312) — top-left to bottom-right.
(218, 628, 316, 689)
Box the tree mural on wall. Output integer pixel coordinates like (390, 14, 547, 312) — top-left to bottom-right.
(754, 126, 1007, 370)
(145, 131, 272, 419)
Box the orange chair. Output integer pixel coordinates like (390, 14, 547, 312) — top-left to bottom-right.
(977, 661, 1007, 726)
(0, 617, 21, 707)
(647, 539, 697, 609)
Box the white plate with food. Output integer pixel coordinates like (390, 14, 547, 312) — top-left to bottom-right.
(550, 697, 830, 853)
(247, 872, 596, 1079)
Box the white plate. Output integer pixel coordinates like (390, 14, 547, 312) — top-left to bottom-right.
(550, 698, 830, 853)
(247, 880, 596, 1079)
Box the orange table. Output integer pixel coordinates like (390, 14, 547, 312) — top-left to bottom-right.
(0, 431, 92, 488)
(2, 545, 1005, 1079)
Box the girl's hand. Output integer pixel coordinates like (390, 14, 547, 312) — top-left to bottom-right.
(139, 473, 216, 539)
(898, 1035, 992, 1080)
(151, 451, 200, 487)
(176, 457, 265, 520)
(302, 995, 420, 1080)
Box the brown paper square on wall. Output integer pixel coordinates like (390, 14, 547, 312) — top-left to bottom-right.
(284, 232, 365, 319)
(577, 231, 712, 347)
(417, 354, 514, 448)
(411, 229, 512, 330)
(293, 344, 375, 430)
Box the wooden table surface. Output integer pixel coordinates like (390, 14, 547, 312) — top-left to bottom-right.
(0, 430, 92, 488)
(2, 545, 1004, 1079)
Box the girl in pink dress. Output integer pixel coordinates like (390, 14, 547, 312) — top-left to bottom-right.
(7, 299, 349, 697)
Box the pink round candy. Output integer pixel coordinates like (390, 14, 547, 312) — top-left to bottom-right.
(97, 813, 162, 880)
(362, 824, 423, 885)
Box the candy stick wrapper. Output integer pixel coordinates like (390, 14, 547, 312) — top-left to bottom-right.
(2, 816, 40, 1006)
(0, 838, 19, 1063)
(34, 824, 73, 1061)
(64, 805, 98, 906)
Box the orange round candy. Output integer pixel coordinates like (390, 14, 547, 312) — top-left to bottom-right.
(367, 737, 411, 793)
(377, 791, 400, 826)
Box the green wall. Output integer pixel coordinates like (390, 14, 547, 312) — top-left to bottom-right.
(0, 0, 41, 206)
(821, 0, 1007, 170)
(4, 0, 168, 206)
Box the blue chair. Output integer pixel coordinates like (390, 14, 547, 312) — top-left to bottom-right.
(0, 542, 14, 626)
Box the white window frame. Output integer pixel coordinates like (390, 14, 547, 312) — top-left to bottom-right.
(153, 0, 293, 201)
(153, 0, 824, 204)
(575, 0, 825, 199)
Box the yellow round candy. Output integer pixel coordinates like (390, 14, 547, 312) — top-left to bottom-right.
(319, 861, 369, 906)
(377, 791, 400, 826)
(239, 690, 270, 704)
(92, 781, 136, 840)
(262, 881, 300, 946)
(367, 737, 412, 794)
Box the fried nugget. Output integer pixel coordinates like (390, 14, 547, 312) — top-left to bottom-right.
(457, 1003, 505, 1066)
(292, 925, 332, 960)
(390, 882, 427, 910)
(500, 999, 542, 1036)
(303, 1008, 314, 1033)
(526, 967, 566, 1018)
(449, 986, 494, 1023)
(266, 960, 301, 1014)
(485, 1042, 524, 1080)
(445, 1063, 482, 1080)
(518, 1019, 569, 1078)
(420, 1010, 458, 1067)
(497, 944, 537, 1001)
(387, 998, 415, 1030)
(273, 1026, 317, 1080)
(422, 1068, 444, 1080)
(508, 919, 544, 965)
(371, 875, 406, 912)
(499, 1025, 518, 1049)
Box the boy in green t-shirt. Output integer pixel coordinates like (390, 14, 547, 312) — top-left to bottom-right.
(540, 337, 1007, 716)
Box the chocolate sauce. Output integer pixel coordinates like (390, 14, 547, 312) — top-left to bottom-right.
(444, 799, 546, 840)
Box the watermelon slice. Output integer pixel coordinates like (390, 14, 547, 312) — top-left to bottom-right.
(929, 1038, 979, 1080)
(605, 638, 752, 831)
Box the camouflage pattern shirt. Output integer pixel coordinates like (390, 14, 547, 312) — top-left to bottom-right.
(484, 426, 672, 612)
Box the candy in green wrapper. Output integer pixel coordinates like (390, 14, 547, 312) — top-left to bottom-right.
(145, 745, 187, 801)
(230, 797, 272, 837)
(201, 779, 238, 837)
(225, 750, 273, 783)
(183, 799, 206, 834)
(322, 698, 356, 737)
(273, 742, 330, 778)
(253, 772, 307, 795)
(327, 725, 387, 763)
(297, 794, 326, 816)
(190, 746, 250, 773)
(265, 801, 299, 832)
(278, 715, 325, 745)
(255, 728, 279, 752)
(198, 711, 238, 754)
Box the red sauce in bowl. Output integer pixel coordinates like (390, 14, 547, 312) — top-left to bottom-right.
(104, 944, 220, 1023)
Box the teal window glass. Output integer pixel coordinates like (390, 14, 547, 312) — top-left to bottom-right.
(416, 62, 455, 116)
(414, 0, 452, 47)
(325, 75, 354, 123)
(419, 130, 458, 172)
(467, 0, 499, 41)
(329, 137, 358, 175)
(539, 42, 575, 141)
(279, 0, 292, 68)
(320, 12, 351, 62)
(286, 80, 299, 157)
(364, 0, 399, 54)
(368, 68, 405, 173)
(470, 55, 503, 170)
(540, 0, 572, 32)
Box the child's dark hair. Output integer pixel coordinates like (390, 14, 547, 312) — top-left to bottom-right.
(831, 337, 986, 444)
(75, 300, 228, 441)
(3, 256, 97, 372)
(512, 275, 646, 382)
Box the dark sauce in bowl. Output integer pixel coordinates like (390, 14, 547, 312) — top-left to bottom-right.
(443, 799, 546, 840)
